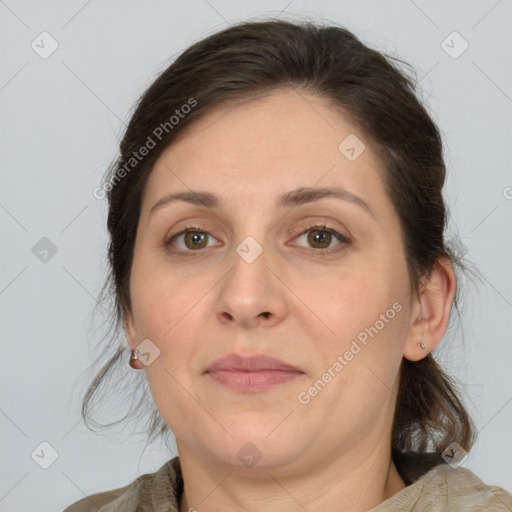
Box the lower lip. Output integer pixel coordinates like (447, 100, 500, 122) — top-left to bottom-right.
(206, 370, 302, 392)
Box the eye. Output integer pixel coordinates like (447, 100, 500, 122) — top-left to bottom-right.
(291, 224, 350, 253)
(164, 223, 350, 256)
(166, 226, 221, 252)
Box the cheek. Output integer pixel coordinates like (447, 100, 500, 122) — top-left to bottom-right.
(305, 272, 382, 339)
(301, 264, 409, 374)
(129, 250, 198, 337)
(129, 264, 207, 422)
(129, 257, 216, 374)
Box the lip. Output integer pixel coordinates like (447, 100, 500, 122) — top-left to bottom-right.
(205, 353, 304, 393)
(206, 353, 302, 372)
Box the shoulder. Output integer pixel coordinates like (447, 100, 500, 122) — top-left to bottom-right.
(438, 464, 512, 510)
(413, 463, 512, 511)
(63, 456, 182, 512)
(372, 461, 512, 512)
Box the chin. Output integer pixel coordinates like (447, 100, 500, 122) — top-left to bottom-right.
(201, 419, 308, 471)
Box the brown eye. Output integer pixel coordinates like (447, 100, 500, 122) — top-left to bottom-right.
(183, 231, 208, 250)
(167, 228, 221, 252)
(292, 224, 349, 254)
(307, 229, 332, 249)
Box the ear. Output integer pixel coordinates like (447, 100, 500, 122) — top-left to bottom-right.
(403, 256, 457, 362)
(124, 307, 139, 350)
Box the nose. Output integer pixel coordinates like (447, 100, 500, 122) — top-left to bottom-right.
(214, 244, 288, 329)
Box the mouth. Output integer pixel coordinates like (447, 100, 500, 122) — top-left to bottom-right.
(204, 353, 304, 393)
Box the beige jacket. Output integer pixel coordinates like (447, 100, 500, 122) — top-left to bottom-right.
(63, 456, 512, 511)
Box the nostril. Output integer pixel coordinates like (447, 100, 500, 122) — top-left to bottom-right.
(260, 312, 271, 319)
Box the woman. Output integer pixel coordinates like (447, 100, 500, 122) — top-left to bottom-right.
(65, 19, 512, 511)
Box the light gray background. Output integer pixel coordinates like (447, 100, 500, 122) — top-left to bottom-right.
(1, 1, 511, 510)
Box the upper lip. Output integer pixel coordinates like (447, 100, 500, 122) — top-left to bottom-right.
(205, 353, 303, 373)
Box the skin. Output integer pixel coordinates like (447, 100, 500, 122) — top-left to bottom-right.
(125, 88, 456, 512)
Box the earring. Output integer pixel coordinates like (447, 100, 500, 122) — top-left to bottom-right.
(129, 349, 144, 370)
(417, 342, 426, 350)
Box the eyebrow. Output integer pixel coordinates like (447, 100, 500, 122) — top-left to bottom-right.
(149, 186, 375, 219)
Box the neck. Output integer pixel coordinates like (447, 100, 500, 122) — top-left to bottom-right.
(177, 443, 407, 512)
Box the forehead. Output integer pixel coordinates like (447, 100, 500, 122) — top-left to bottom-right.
(143, 88, 387, 213)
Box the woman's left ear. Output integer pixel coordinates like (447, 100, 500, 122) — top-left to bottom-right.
(124, 308, 138, 349)
(403, 256, 457, 362)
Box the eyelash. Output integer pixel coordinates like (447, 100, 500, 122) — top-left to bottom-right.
(164, 223, 351, 257)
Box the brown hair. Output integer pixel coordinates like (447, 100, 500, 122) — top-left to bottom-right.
(83, 18, 477, 482)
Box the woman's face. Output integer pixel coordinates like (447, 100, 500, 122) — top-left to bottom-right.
(126, 88, 417, 473)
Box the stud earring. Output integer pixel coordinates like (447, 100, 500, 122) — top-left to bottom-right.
(129, 349, 144, 370)
(417, 342, 426, 350)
